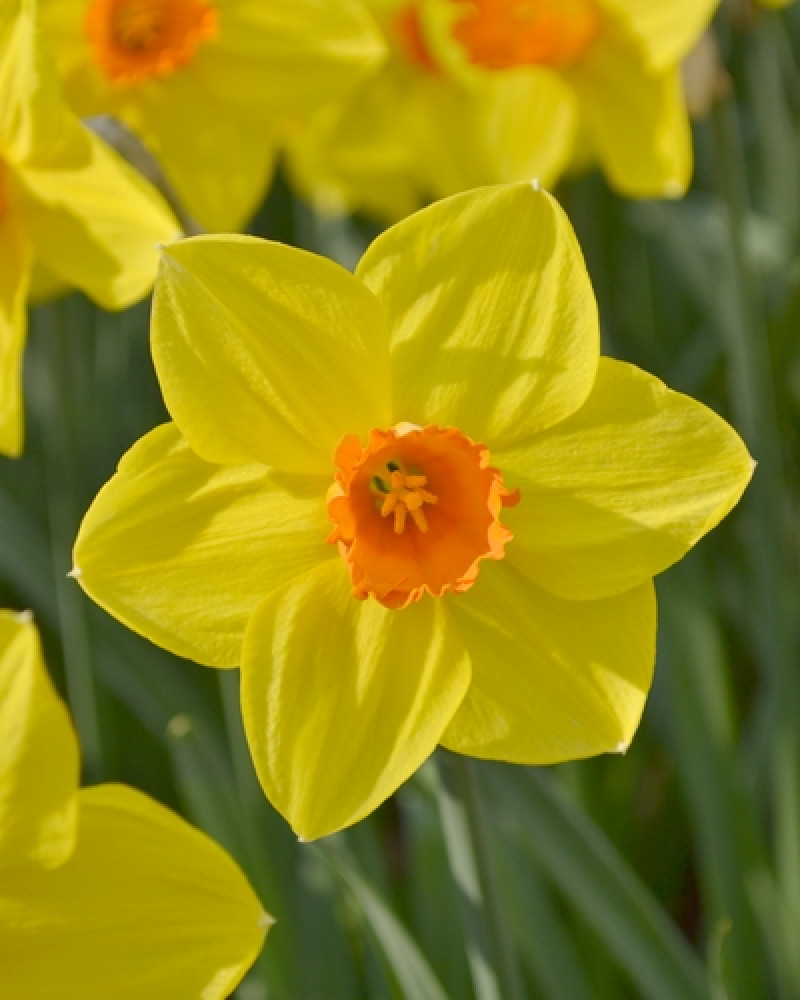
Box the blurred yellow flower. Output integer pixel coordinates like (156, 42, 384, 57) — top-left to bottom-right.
(0, 609, 269, 998)
(38, 0, 387, 230)
(0, 0, 179, 457)
(287, 0, 720, 218)
(73, 182, 753, 841)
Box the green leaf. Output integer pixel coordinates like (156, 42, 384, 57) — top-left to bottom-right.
(486, 763, 708, 1000)
(317, 842, 452, 1000)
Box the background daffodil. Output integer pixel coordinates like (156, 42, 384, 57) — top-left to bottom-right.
(72, 182, 753, 842)
(0, 0, 179, 457)
(38, 0, 387, 231)
(0, 609, 270, 999)
(288, 0, 721, 219)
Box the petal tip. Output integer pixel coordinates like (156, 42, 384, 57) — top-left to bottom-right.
(258, 911, 276, 929)
(156, 240, 180, 267)
(156, 232, 183, 254)
(663, 178, 685, 199)
(67, 566, 82, 580)
(614, 740, 630, 754)
(158, 239, 191, 268)
(12, 609, 34, 625)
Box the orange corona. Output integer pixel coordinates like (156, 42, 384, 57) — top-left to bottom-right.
(85, 0, 219, 85)
(452, 0, 601, 71)
(327, 423, 520, 609)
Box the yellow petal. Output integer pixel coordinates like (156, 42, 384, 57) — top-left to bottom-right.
(437, 67, 578, 196)
(598, 0, 720, 71)
(570, 26, 691, 199)
(0, 0, 178, 308)
(0, 213, 31, 457)
(0, 784, 269, 1000)
(36, 0, 116, 118)
(0, 0, 69, 166)
(153, 236, 391, 474)
(126, 70, 276, 232)
(198, 0, 386, 118)
(384, 1, 578, 196)
(11, 126, 179, 310)
(240, 561, 470, 840)
(356, 182, 599, 447)
(498, 359, 754, 600)
(0, 610, 79, 870)
(37, 0, 384, 231)
(289, 58, 576, 218)
(73, 423, 334, 667)
(441, 564, 656, 762)
(284, 74, 425, 222)
(286, 63, 446, 222)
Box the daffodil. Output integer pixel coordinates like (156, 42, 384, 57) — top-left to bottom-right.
(0, 609, 270, 998)
(73, 182, 753, 841)
(0, 0, 179, 457)
(38, 0, 386, 231)
(287, 0, 720, 219)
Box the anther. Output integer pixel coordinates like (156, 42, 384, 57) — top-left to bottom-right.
(378, 470, 437, 534)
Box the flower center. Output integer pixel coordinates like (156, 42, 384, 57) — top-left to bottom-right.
(85, 0, 219, 85)
(373, 462, 439, 534)
(451, 0, 601, 70)
(393, 3, 439, 73)
(326, 423, 520, 609)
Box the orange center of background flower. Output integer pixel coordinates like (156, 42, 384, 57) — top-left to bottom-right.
(86, 0, 218, 85)
(327, 424, 520, 610)
(452, 0, 601, 70)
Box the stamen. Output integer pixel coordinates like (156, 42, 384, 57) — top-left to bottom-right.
(395, 500, 408, 533)
(377, 465, 438, 534)
(409, 507, 429, 532)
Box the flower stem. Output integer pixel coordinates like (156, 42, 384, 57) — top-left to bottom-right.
(435, 753, 526, 1000)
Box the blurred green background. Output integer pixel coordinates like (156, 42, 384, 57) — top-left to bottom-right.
(2, 3, 799, 998)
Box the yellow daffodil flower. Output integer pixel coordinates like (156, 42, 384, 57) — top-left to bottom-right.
(72, 182, 753, 841)
(0, 0, 179, 457)
(287, 0, 720, 219)
(38, 0, 387, 231)
(0, 609, 270, 998)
